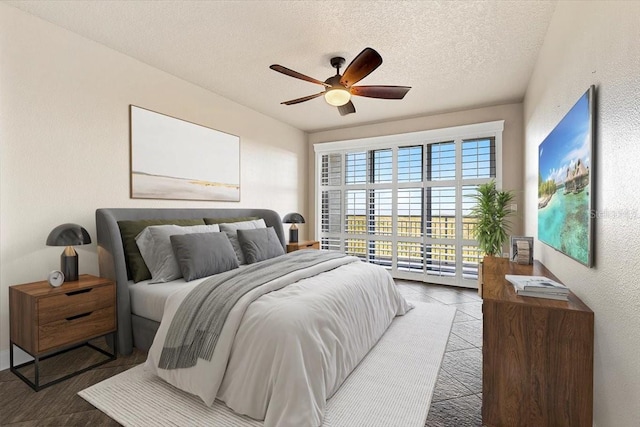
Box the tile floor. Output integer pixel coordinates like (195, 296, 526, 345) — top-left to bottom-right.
(395, 279, 483, 427)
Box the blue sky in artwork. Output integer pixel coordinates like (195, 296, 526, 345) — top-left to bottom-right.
(539, 91, 591, 184)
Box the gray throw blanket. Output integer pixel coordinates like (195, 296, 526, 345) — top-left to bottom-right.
(158, 250, 349, 370)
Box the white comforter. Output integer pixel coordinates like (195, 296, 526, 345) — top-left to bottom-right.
(146, 255, 411, 427)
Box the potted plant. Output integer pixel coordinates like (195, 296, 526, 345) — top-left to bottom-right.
(471, 180, 515, 257)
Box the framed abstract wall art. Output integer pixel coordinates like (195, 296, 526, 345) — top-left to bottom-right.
(130, 105, 240, 202)
(537, 86, 595, 267)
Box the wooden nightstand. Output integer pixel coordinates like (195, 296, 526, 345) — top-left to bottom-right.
(286, 240, 320, 253)
(9, 274, 117, 391)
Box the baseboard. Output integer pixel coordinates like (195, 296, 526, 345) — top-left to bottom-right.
(0, 347, 34, 371)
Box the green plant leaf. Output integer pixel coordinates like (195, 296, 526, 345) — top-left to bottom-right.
(470, 180, 515, 256)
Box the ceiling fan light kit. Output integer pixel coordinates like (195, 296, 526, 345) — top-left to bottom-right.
(324, 87, 351, 106)
(270, 47, 411, 116)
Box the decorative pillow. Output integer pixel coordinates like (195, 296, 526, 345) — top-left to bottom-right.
(237, 227, 285, 264)
(117, 218, 205, 282)
(203, 216, 259, 225)
(170, 232, 239, 282)
(219, 219, 266, 264)
(135, 224, 220, 283)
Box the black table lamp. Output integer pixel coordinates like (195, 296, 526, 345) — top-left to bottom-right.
(283, 213, 305, 243)
(46, 223, 91, 282)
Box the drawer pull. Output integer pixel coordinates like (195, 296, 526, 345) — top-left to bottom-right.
(65, 288, 92, 296)
(66, 312, 92, 321)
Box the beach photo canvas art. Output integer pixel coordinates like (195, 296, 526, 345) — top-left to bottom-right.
(130, 106, 240, 202)
(538, 86, 595, 266)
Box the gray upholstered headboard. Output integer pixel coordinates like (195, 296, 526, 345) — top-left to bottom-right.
(96, 208, 285, 355)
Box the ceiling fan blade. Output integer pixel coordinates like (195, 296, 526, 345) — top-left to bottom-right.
(270, 65, 330, 87)
(281, 92, 324, 105)
(350, 85, 411, 99)
(340, 48, 383, 88)
(338, 100, 356, 116)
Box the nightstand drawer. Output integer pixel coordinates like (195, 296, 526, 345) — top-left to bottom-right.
(298, 241, 319, 249)
(38, 306, 116, 353)
(286, 240, 320, 253)
(38, 285, 115, 325)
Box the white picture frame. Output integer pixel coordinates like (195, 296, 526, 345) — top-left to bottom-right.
(130, 105, 240, 202)
(510, 236, 534, 264)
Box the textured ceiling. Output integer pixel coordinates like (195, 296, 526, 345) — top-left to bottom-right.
(6, 1, 557, 133)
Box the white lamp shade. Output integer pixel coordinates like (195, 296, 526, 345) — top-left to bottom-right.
(324, 88, 351, 106)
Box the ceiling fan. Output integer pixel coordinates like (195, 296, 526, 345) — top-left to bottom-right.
(269, 47, 411, 116)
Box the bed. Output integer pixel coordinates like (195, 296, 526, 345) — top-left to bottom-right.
(96, 208, 286, 353)
(96, 208, 411, 427)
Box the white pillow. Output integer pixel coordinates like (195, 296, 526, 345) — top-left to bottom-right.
(219, 219, 266, 264)
(135, 224, 220, 283)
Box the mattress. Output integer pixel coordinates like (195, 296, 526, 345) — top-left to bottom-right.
(129, 266, 250, 322)
(129, 277, 206, 322)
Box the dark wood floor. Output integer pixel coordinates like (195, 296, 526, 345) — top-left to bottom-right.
(0, 342, 145, 426)
(0, 281, 482, 426)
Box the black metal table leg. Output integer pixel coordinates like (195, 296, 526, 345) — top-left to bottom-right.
(9, 334, 117, 392)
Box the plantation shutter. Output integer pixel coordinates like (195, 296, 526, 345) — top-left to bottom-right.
(315, 121, 502, 287)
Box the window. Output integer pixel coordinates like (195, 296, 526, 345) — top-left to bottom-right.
(315, 121, 503, 288)
(370, 149, 393, 183)
(427, 142, 455, 181)
(462, 138, 496, 179)
(345, 152, 366, 184)
(397, 146, 422, 183)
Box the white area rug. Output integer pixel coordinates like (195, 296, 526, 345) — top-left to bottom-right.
(79, 301, 455, 427)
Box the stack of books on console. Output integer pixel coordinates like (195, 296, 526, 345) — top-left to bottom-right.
(504, 275, 570, 301)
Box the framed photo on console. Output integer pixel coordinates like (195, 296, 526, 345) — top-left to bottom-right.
(510, 236, 533, 265)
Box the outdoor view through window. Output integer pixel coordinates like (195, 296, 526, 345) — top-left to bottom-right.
(318, 132, 497, 287)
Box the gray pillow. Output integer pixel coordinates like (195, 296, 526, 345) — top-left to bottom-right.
(219, 219, 266, 264)
(135, 224, 220, 283)
(170, 232, 239, 282)
(237, 227, 285, 264)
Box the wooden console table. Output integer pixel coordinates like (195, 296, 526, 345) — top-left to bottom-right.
(480, 257, 593, 426)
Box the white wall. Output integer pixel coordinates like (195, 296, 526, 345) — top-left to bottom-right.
(523, 2, 640, 425)
(308, 103, 525, 240)
(0, 4, 307, 362)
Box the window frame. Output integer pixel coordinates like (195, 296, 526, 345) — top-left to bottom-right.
(314, 120, 504, 288)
